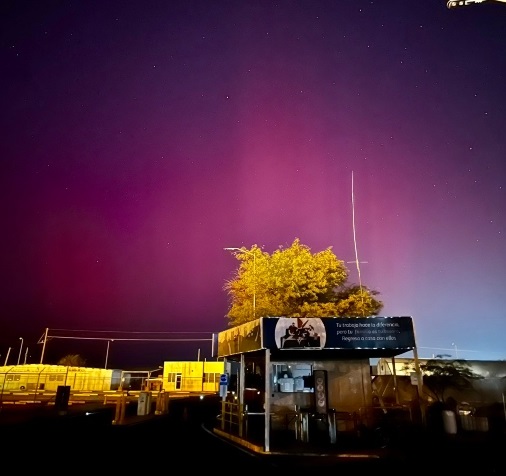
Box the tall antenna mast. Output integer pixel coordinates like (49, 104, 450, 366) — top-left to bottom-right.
(351, 171, 366, 312)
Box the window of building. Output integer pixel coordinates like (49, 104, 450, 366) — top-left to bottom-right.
(203, 372, 221, 383)
(167, 372, 182, 390)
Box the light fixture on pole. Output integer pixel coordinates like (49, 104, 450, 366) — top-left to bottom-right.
(105, 340, 114, 369)
(224, 247, 257, 319)
(17, 337, 23, 366)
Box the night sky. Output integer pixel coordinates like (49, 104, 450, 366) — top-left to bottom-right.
(2, 1, 505, 369)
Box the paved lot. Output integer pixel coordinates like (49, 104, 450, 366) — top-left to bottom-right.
(1, 396, 504, 474)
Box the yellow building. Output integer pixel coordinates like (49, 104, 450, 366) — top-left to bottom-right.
(161, 361, 225, 393)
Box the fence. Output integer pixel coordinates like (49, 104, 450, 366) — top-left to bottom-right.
(0, 368, 117, 393)
(0, 366, 123, 406)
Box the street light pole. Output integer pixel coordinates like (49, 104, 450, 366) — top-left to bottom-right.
(17, 337, 23, 366)
(105, 340, 113, 369)
(224, 247, 257, 319)
(452, 342, 458, 359)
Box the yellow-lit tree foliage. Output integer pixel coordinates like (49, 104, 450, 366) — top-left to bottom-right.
(57, 354, 87, 367)
(224, 238, 383, 327)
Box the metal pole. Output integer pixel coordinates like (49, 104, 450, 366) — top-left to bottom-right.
(105, 340, 110, 369)
(40, 328, 49, 364)
(392, 356, 399, 405)
(24, 347, 28, 364)
(239, 353, 245, 437)
(253, 252, 256, 319)
(17, 338, 23, 365)
(413, 345, 425, 426)
(3, 347, 11, 366)
(202, 359, 205, 392)
(264, 348, 271, 453)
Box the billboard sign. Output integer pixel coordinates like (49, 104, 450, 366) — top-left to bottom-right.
(217, 316, 416, 357)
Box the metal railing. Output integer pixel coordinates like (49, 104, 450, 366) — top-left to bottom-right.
(219, 400, 244, 436)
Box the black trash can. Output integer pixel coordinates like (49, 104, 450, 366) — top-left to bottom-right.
(55, 385, 71, 414)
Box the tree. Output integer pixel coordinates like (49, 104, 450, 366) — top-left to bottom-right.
(224, 238, 383, 327)
(57, 354, 87, 367)
(419, 359, 481, 404)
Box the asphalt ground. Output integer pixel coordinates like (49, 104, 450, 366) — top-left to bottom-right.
(1, 397, 504, 474)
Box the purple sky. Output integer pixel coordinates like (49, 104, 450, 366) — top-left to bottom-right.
(2, 1, 505, 369)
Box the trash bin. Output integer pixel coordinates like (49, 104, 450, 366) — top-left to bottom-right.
(155, 391, 169, 415)
(55, 385, 71, 415)
(442, 410, 457, 434)
(137, 391, 152, 416)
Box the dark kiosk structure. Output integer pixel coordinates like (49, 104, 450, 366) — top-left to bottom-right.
(214, 316, 420, 453)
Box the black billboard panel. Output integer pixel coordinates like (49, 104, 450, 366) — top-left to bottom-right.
(217, 316, 416, 357)
(263, 316, 415, 351)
